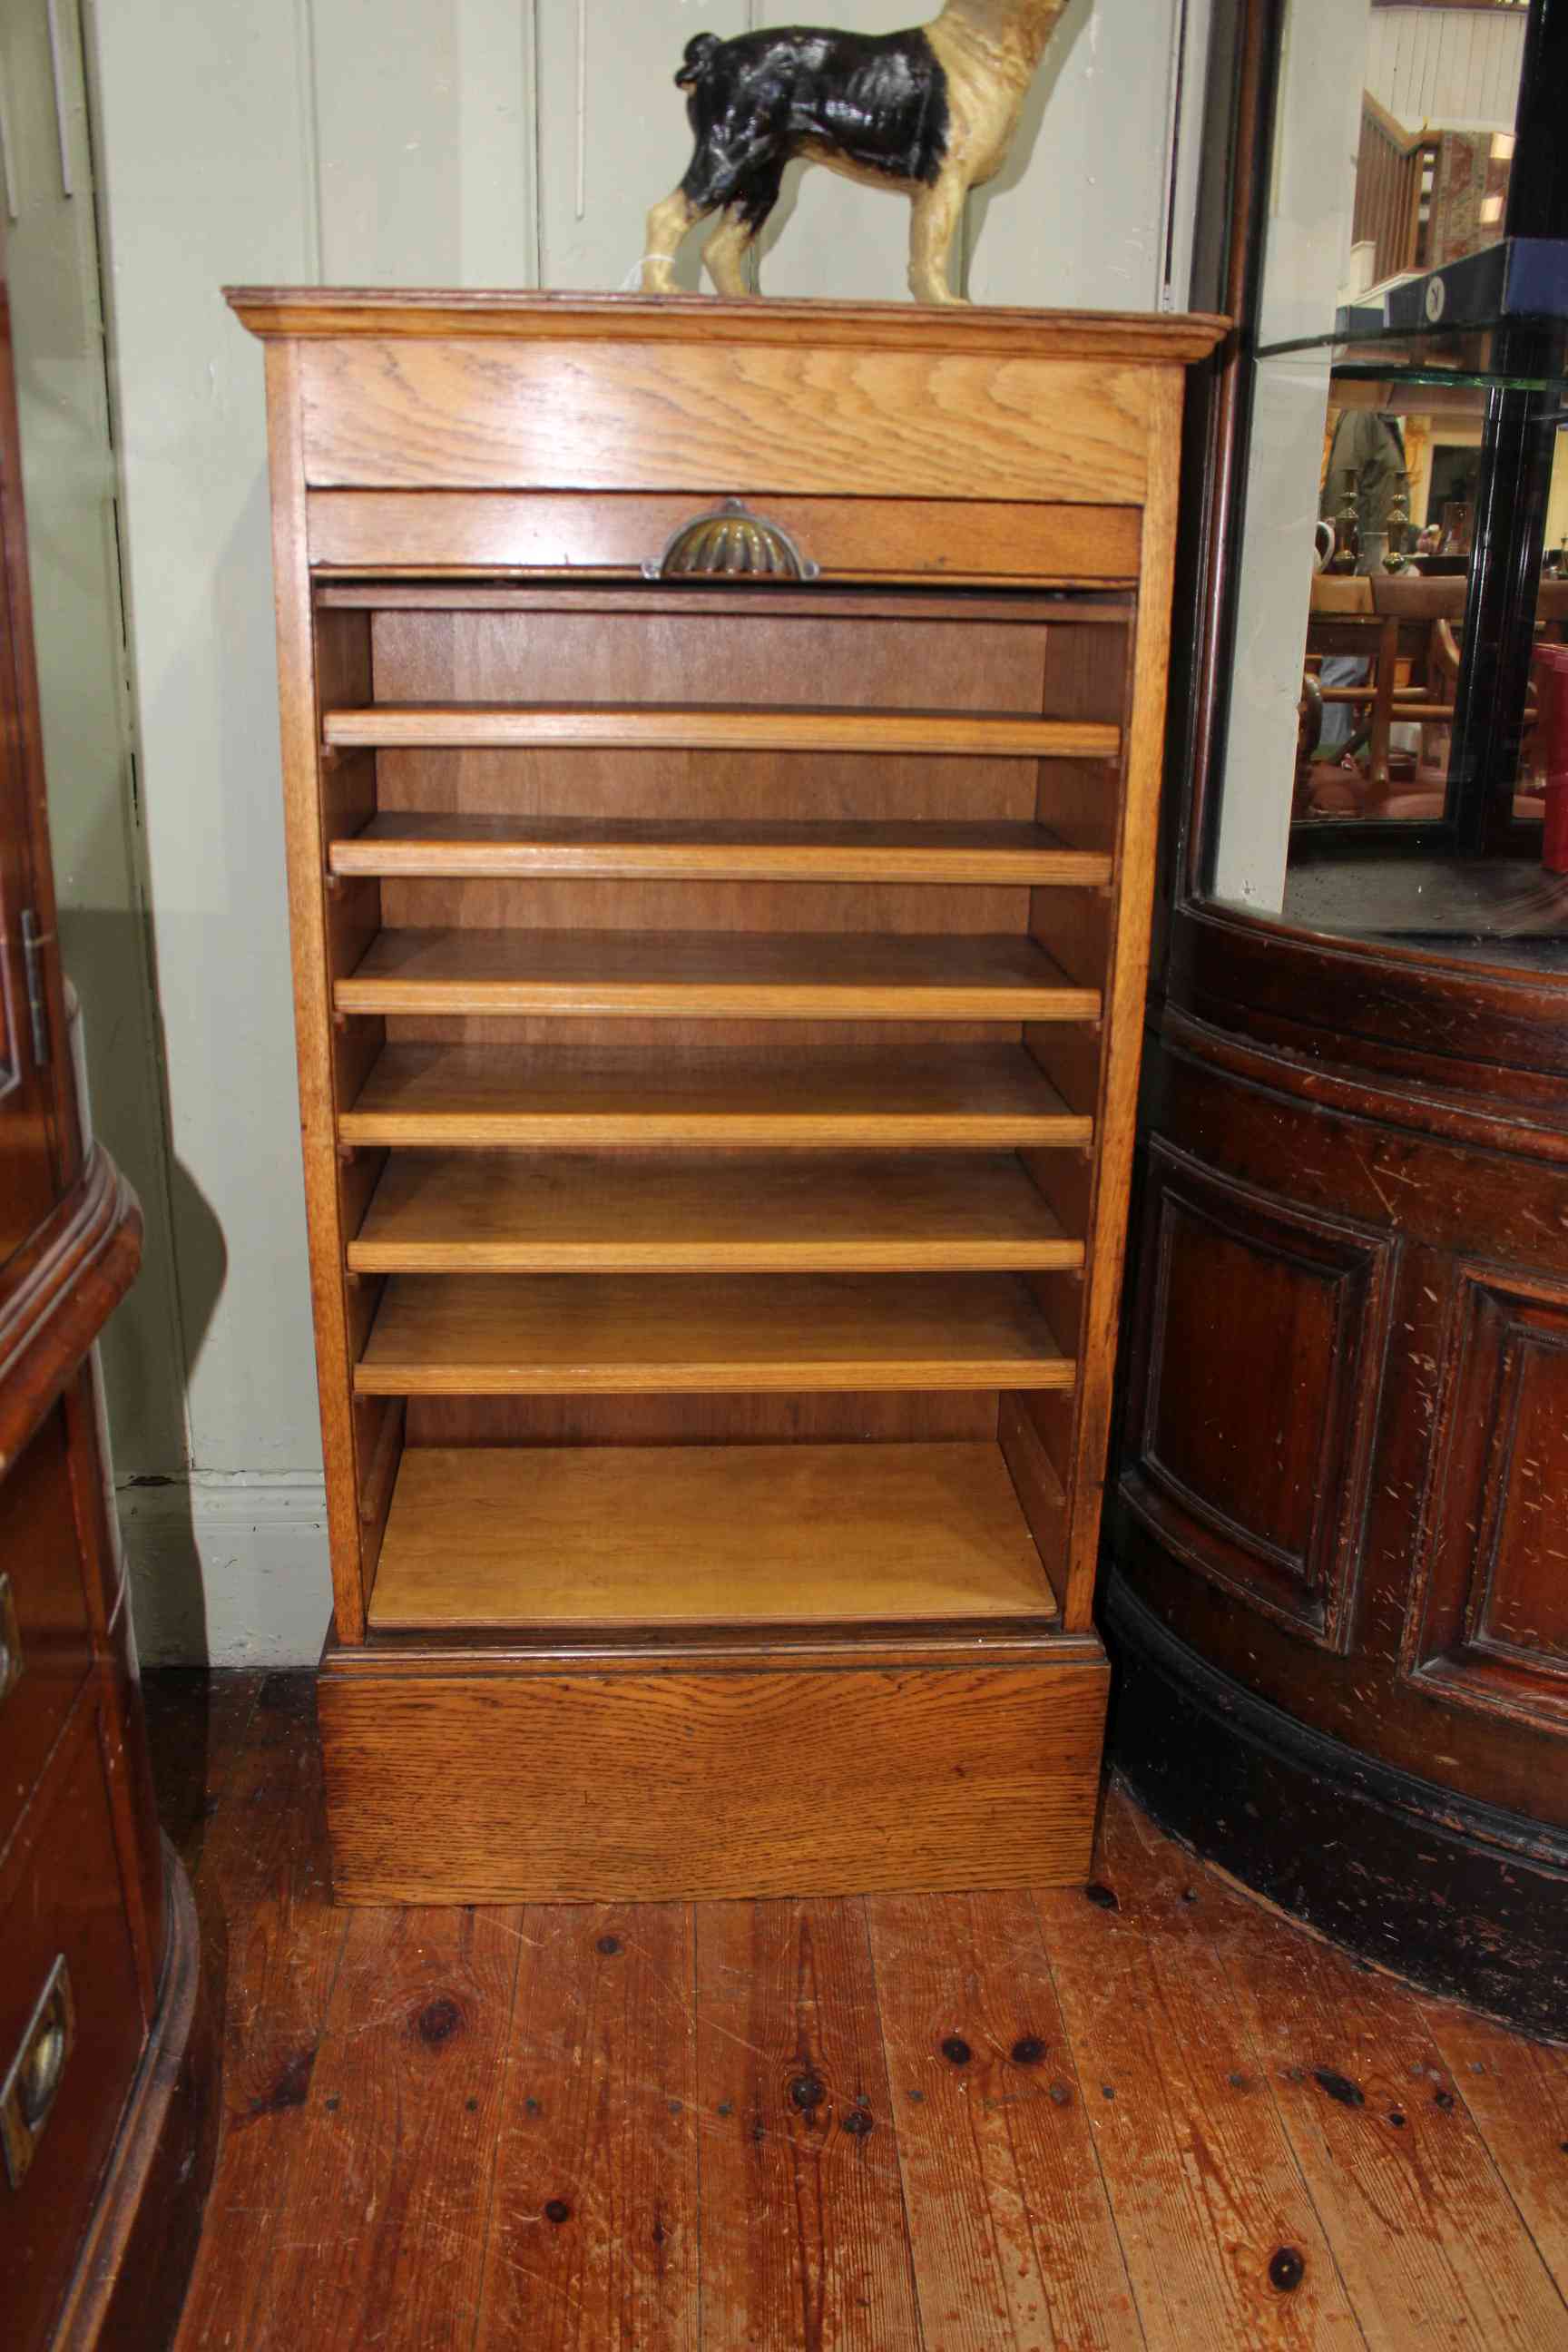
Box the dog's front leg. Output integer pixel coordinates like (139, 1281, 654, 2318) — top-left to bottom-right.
(908, 175, 968, 306)
(642, 189, 704, 293)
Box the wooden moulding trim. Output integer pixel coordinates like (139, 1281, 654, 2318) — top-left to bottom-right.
(225, 286, 1230, 366)
(49, 1843, 217, 2352)
(318, 1625, 1109, 1675)
(1172, 901, 1568, 1088)
(0, 1144, 142, 1478)
(1161, 1004, 1568, 1165)
(1107, 1573, 1568, 1876)
(1104, 1573, 1568, 2039)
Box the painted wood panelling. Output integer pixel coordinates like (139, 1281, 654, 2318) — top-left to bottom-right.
(533, 0, 1186, 309)
(0, 0, 189, 1472)
(70, 0, 1199, 1657)
(310, 0, 537, 285)
(1365, 4, 1525, 131)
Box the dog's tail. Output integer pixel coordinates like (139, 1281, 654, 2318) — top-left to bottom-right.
(674, 32, 723, 91)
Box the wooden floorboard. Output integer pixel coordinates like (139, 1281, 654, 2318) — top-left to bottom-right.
(867, 1886, 1142, 2350)
(1035, 1798, 1362, 2349)
(156, 1674, 1568, 2352)
(695, 1896, 921, 2349)
(477, 1903, 701, 2350)
(172, 1675, 352, 2352)
(248, 1904, 524, 2348)
(1192, 1823, 1568, 2352)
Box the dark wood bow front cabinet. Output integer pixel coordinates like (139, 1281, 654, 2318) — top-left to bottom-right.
(230, 289, 1224, 1904)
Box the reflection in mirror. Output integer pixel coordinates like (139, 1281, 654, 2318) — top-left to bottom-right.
(1209, 0, 1568, 970)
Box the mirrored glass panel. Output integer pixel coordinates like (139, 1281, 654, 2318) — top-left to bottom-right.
(1208, 0, 1568, 971)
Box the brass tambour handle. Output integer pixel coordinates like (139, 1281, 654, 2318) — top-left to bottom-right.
(1, 1955, 74, 2190)
(643, 498, 820, 583)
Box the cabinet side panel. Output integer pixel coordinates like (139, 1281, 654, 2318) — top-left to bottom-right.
(1055, 370, 1184, 1631)
(263, 341, 367, 1642)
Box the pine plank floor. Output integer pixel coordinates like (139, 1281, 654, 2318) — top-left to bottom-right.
(145, 1671, 1568, 2352)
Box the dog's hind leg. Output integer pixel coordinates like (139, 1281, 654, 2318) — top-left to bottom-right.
(908, 173, 968, 306)
(642, 187, 707, 293)
(702, 207, 757, 298)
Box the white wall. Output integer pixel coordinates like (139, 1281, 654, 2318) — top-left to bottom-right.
(45, 0, 1203, 1661)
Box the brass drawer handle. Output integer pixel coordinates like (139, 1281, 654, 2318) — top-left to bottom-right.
(643, 498, 819, 583)
(0, 1574, 22, 1710)
(2, 1955, 74, 2190)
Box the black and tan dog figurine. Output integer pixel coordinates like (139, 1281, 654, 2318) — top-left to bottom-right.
(642, 1, 1071, 305)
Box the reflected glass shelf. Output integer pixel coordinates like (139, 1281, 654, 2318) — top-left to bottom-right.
(1257, 238, 1568, 372)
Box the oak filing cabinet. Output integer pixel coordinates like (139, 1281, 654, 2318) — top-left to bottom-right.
(228, 289, 1225, 1903)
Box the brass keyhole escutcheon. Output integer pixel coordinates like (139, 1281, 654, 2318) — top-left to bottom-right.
(22, 2023, 65, 2127)
(1, 1955, 74, 2190)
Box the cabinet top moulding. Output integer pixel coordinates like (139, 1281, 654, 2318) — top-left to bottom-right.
(224, 288, 1229, 366)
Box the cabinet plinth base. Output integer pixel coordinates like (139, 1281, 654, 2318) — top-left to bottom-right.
(318, 1632, 1109, 1904)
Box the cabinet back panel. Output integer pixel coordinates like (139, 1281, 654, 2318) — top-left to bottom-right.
(370, 747, 1041, 824)
(376, 877, 1032, 935)
(403, 1392, 998, 1447)
(367, 609, 1050, 712)
(379, 1014, 1020, 1054)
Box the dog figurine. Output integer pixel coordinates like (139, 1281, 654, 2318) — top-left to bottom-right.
(642, 1, 1071, 306)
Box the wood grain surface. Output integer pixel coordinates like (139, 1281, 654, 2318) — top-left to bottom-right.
(226, 286, 1230, 363)
(366, 1441, 1058, 1630)
(293, 338, 1156, 504)
(243, 1903, 522, 2347)
(328, 815, 1115, 886)
(339, 1042, 1093, 1150)
(322, 706, 1122, 758)
(1038, 1797, 1362, 2347)
(352, 1270, 1075, 1396)
(695, 1896, 921, 2347)
(165, 1686, 1564, 2352)
(479, 1904, 701, 2349)
(318, 1658, 1108, 1903)
(335, 929, 1101, 1022)
(307, 492, 1144, 583)
(348, 1150, 1083, 1273)
(167, 1677, 350, 2352)
(867, 1886, 1143, 2350)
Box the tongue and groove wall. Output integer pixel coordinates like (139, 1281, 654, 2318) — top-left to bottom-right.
(9, 0, 1205, 1662)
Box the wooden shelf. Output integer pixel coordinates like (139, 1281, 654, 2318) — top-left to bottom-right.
(348, 1151, 1084, 1273)
(328, 816, 1114, 887)
(339, 1043, 1094, 1150)
(336, 930, 1101, 1021)
(354, 1272, 1075, 1395)
(368, 1442, 1060, 1631)
(320, 703, 1122, 759)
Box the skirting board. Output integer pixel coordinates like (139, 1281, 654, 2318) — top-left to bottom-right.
(118, 1472, 328, 1665)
